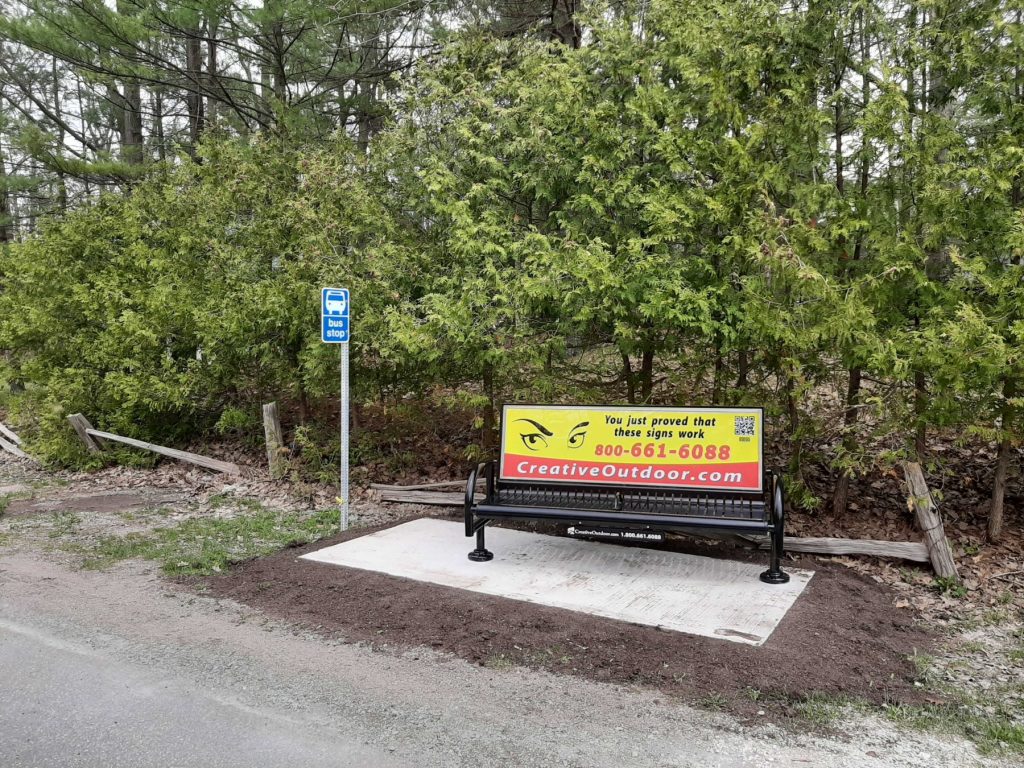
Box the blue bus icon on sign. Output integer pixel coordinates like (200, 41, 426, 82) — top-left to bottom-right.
(323, 288, 348, 316)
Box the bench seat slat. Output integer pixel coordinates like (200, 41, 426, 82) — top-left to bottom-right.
(472, 504, 773, 532)
(495, 484, 766, 521)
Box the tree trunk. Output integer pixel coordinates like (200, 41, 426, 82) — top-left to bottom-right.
(206, 14, 220, 125)
(915, 7, 958, 460)
(711, 332, 724, 405)
(914, 368, 927, 459)
(736, 348, 749, 389)
(0, 140, 11, 244)
(106, 84, 127, 158)
(834, 100, 844, 195)
(833, 19, 870, 517)
(123, 80, 144, 165)
(639, 348, 654, 403)
(356, 80, 374, 153)
(297, 387, 309, 426)
(154, 90, 166, 162)
(50, 56, 68, 209)
(988, 377, 1016, 542)
(120, 73, 143, 164)
(113, 0, 144, 165)
(481, 364, 493, 454)
(832, 367, 862, 516)
(992, 20, 1024, 540)
(550, 0, 581, 48)
(185, 31, 205, 148)
(785, 370, 804, 483)
(621, 351, 636, 404)
(272, 20, 287, 103)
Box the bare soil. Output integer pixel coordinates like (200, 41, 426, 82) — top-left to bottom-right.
(5, 490, 185, 517)
(207, 513, 935, 718)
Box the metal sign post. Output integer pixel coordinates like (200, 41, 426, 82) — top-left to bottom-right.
(339, 341, 349, 530)
(321, 288, 351, 530)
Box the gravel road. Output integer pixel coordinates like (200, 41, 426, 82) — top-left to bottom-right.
(0, 549, 1011, 768)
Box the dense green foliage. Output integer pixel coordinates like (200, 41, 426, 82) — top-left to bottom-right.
(1, 1, 1022, 532)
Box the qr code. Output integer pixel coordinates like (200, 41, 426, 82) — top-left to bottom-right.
(734, 416, 756, 436)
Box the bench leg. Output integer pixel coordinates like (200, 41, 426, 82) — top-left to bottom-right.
(759, 529, 790, 584)
(760, 474, 790, 584)
(468, 523, 493, 562)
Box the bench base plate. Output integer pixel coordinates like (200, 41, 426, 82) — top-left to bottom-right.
(759, 569, 791, 585)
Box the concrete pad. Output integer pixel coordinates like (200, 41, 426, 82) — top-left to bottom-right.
(302, 519, 813, 646)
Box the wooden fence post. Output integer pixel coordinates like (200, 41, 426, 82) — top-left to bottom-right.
(262, 402, 286, 480)
(67, 413, 103, 453)
(903, 462, 959, 580)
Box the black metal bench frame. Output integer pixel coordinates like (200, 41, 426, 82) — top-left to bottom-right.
(464, 461, 790, 584)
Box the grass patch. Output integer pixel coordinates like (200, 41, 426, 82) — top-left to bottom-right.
(206, 494, 265, 512)
(522, 646, 573, 667)
(75, 504, 340, 576)
(483, 646, 573, 671)
(909, 651, 938, 685)
(765, 690, 1024, 758)
(953, 609, 1014, 633)
(483, 654, 516, 671)
(49, 511, 81, 538)
(117, 506, 176, 523)
(886, 701, 1024, 756)
(957, 641, 986, 654)
(698, 693, 729, 711)
(977, 720, 1024, 754)
(931, 576, 968, 598)
(795, 693, 848, 726)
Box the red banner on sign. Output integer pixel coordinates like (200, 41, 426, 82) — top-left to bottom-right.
(501, 454, 761, 491)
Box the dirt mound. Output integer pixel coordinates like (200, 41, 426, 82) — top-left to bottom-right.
(208, 516, 934, 717)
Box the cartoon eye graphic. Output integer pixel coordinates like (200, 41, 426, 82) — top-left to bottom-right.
(521, 433, 549, 450)
(515, 418, 552, 452)
(567, 421, 589, 449)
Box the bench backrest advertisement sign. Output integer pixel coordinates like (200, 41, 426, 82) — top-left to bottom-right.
(499, 405, 763, 492)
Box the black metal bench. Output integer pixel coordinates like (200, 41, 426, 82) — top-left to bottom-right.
(464, 457, 790, 585)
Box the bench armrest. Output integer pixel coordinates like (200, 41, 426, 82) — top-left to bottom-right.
(773, 471, 785, 529)
(465, 464, 479, 537)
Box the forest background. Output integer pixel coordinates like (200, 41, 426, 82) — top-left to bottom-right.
(0, 0, 1021, 541)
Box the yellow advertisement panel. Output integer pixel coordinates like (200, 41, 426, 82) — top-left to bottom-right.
(499, 405, 763, 492)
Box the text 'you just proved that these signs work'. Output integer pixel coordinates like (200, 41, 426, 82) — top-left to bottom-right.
(499, 405, 763, 492)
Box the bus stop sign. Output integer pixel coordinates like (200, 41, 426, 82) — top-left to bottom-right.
(321, 288, 350, 343)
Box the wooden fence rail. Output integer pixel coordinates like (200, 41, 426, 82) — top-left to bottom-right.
(67, 413, 240, 475)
